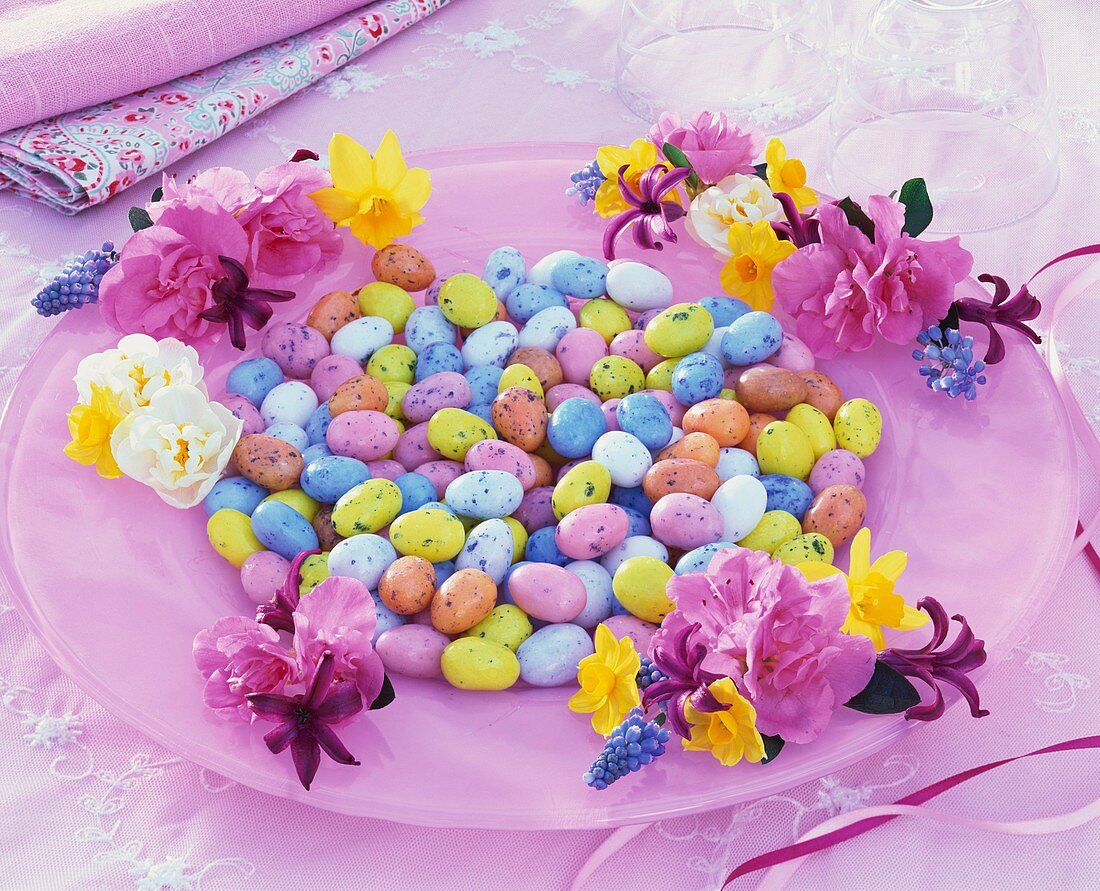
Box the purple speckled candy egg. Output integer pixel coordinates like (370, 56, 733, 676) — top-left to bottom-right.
(220, 394, 264, 435)
(464, 440, 537, 491)
(401, 371, 472, 424)
(766, 332, 816, 372)
(262, 322, 331, 379)
(633, 309, 662, 331)
(326, 410, 399, 462)
(610, 329, 662, 373)
(602, 614, 658, 655)
(367, 459, 405, 481)
(376, 625, 450, 679)
(393, 422, 442, 471)
(239, 550, 291, 604)
(808, 448, 867, 494)
(600, 398, 622, 431)
(506, 563, 586, 622)
(545, 383, 601, 412)
(310, 354, 363, 402)
(555, 503, 629, 560)
(649, 492, 724, 550)
(417, 460, 466, 498)
(554, 327, 608, 385)
(514, 486, 556, 532)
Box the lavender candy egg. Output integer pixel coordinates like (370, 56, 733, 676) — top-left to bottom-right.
(259, 381, 319, 429)
(455, 518, 514, 584)
(507, 563, 587, 622)
(240, 550, 291, 604)
(461, 321, 519, 368)
(328, 534, 398, 590)
(310, 354, 364, 402)
(445, 470, 524, 520)
(766, 332, 816, 372)
(226, 357, 284, 406)
(517, 623, 596, 687)
(393, 423, 441, 471)
(464, 440, 537, 491)
(514, 486, 556, 532)
(715, 447, 760, 481)
(264, 422, 309, 452)
(517, 305, 577, 352)
(808, 448, 867, 494)
(376, 625, 450, 679)
(600, 535, 669, 576)
(483, 245, 527, 299)
(326, 410, 400, 462)
(330, 316, 395, 363)
(602, 614, 658, 654)
(555, 503, 629, 560)
(565, 560, 615, 629)
(220, 394, 264, 435)
(262, 322, 331, 379)
(650, 493, 724, 550)
(401, 371, 473, 424)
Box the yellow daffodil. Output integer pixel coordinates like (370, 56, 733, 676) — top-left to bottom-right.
(310, 131, 431, 249)
(594, 138, 675, 218)
(798, 527, 930, 651)
(63, 383, 125, 478)
(682, 678, 765, 767)
(719, 220, 797, 310)
(765, 137, 816, 210)
(568, 623, 641, 735)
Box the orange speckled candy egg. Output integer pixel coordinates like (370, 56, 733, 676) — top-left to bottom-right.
(379, 556, 437, 615)
(740, 412, 777, 456)
(528, 453, 554, 488)
(656, 431, 720, 467)
(734, 366, 808, 413)
(328, 374, 389, 416)
(311, 507, 343, 551)
(642, 457, 721, 501)
(371, 244, 436, 292)
(232, 434, 304, 491)
(430, 568, 496, 634)
(802, 484, 867, 547)
(491, 386, 549, 452)
(681, 398, 750, 448)
(306, 290, 361, 339)
(507, 346, 563, 391)
(798, 371, 844, 421)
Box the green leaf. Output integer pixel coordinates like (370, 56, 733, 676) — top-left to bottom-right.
(150, 186, 164, 203)
(661, 142, 692, 171)
(128, 206, 154, 232)
(369, 674, 396, 710)
(760, 734, 785, 764)
(753, 161, 768, 180)
(844, 661, 921, 715)
(837, 197, 876, 243)
(899, 177, 933, 237)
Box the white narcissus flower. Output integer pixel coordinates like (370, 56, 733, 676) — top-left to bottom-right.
(110, 385, 242, 509)
(686, 174, 783, 258)
(74, 333, 206, 413)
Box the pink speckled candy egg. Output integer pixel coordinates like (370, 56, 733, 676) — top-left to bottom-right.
(367, 459, 405, 481)
(310, 354, 363, 401)
(808, 448, 867, 494)
(602, 614, 658, 655)
(394, 422, 442, 471)
(646, 389, 685, 426)
(220, 394, 264, 435)
(555, 327, 608, 385)
(326, 410, 399, 461)
(464, 440, 537, 490)
(376, 625, 450, 679)
(766, 332, 816, 372)
(239, 550, 291, 604)
(545, 383, 601, 412)
(507, 563, 586, 622)
(555, 459, 585, 483)
(401, 371, 472, 424)
(262, 322, 331, 379)
(417, 460, 465, 498)
(610, 329, 662, 373)
(649, 493, 724, 550)
(555, 504, 629, 559)
(410, 608, 435, 626)
(514, 486, 556, 532)
(601, 398, 622, 431)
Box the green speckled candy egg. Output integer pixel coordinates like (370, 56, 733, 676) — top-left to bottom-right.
(773, 532, 835, 566)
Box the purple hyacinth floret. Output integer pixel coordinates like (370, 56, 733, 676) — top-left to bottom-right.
(583, 708, 671, 790)
(636, 656, 668, 691)
(32, 242, 118, 317)
(565, 160, 605, 206)
(913, 326, 987, 401)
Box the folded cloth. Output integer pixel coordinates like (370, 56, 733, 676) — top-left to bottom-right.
(0, 0, 374, 133)
(0, 0, 454, 214)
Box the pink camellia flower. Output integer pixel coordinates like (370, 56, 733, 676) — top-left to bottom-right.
(98, 198, 250, 343)
(649, 111, 762, 187)
(665, 548, 876, 744)
(150, 167, 258, 220)
(772, 195, 974, 358)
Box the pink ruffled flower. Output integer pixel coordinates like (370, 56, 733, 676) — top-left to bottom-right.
(150, 167, 258, 220)
(98, 198, 250, 343)
(773, 195, 974, 358)
(193, 616, 299, 721)
(649, 111, 762, 186)
(665, 548, 876, 744)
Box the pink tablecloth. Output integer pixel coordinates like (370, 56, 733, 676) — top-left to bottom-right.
(0, 1, 1097, 888)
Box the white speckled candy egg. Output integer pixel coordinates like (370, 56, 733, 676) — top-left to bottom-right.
(591, 430, 653, 487)
(675, 541, 738, 574)
(329, 316, 394, 363)
(517, 305, 577, 352)
(328, 534, 398, 590)
(711, 475, 768, 542)
(528, 249, 580, 287)
(715, 447, 761, 481)
(605, 261, 674, 312)
(455, 518, 514, 584)
(260, 381, 319, 428)
(517, 623, 596, 687)
(565, 560, 615, 629)
(445, 470, 524, 519)
(461, 321, 519, 368)
(600, 534, 669, 576)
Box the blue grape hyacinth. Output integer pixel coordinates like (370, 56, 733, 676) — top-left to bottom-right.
(583, 708, 671, 790)
(565, 160, 605, 206)
(32, 242, 118, 317)
(913, 325, 987, 401)
(636, 656, 668, 691)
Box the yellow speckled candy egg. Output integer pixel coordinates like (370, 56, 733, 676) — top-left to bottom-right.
(833, 398, 883, 458)
(719, 387, 737, 401)
(785, 403, 837, 459)
(497, 364, 544, 399)
(358, 282, 415, 333)
(589, 355, 645, 401)
(383, 381, 410, 420)
(298, 552, 330, 595)
(645, 358, 679, 391)
(207, 509, 264, 567)
(773, 532, 835, 566)
(438, 273, 498, 328)
(262, 488, 320, 522)
(756, 421, 816, 480)
(737, 510, 802, 552)
(332, 479, 403, 536)
(441, 638, 520, 690)
(612, 556, 675, 623)
(389, 507, 466, 561)
(578, 298, 632, 344)
(501, 516, 528, 563)
(644, 303, 714, 357)
(427, 407, 497, 461)
(463, 604, 533, 651)
(367, 344, 417, 385)
(552, 460, 612, 519)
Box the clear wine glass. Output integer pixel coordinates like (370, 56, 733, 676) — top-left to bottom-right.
(826, 0, 1059, 233)
(616, 0, 836, 133)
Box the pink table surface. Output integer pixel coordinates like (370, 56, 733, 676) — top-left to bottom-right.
(0, 1, 1097, 888)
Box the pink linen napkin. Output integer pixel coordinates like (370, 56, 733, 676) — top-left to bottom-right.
(0, 0, 454, 214)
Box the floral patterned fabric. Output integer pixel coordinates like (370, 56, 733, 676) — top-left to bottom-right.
(0, 0, 454, 214)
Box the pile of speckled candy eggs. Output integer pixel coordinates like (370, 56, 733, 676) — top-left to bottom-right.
(204, 244, 882, 691)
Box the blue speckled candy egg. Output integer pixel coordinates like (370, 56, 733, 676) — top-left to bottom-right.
(483, 246, 527, 299)
(203, 477, 268, 517)
(455, 518, 514, 584)
(328, 534, 398, 589)
(608, 484, 652, 516)
(565, 560, 615, 629)
(670, 351, 725, 406)
(528, 249, 579, 287)
(547, 397, 607, 459)
(621, 506, 651, 537)
(720, 311, 784, 365)
(600, 534, 669, 577)
(250, 500, 320, 559)
(304, 403, 333, 445)
(615, 392, 673, 450)
(517, 623, 595, 687)
(699, 295, 752, 327)
(506, 283, 568, 323)
(300, 455, 372, 504)
(394, 472, 437, 515)
(414, 342, 465, 381)
(445, 470, 525, 519)
(329, 316, 394, 363)
(226, 357, 284, 407)
(517, 305, 577, 352)
(525, 526, 569, 566)
(461, 321, 519, 368)
(465, 364, 505, 405)
(433, 559, 457, 587)
(370, 592, 406, 644)
(675, 541, 738, 574)
(405, 305, 457, 354)
(302, 442, 333, 464)
(759, 473, 815, 520)
(551, 256, 609, 299)
(263, 422, 309, 452)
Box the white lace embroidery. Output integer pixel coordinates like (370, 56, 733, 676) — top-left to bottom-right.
(1008, 636, 1092, 714)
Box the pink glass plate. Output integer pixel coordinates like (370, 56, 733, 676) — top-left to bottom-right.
(0, 143, 1078, 829)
